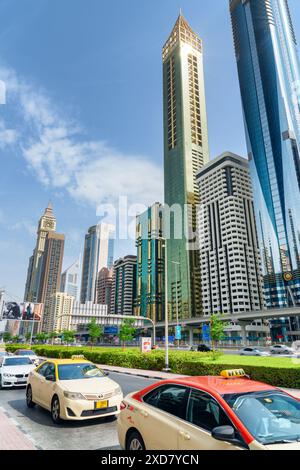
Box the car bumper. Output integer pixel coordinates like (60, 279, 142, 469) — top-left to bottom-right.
(60, 394, 123, 421)
(1, 378, 28, 387)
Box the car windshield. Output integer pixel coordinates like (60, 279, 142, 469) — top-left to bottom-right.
(17, 350, 35, 356)
(224, 391, 300, 445)
(57, 363, 105, 380)
(3, 357, 33, 366)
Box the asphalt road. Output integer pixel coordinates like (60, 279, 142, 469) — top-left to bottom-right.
(0, 372, 158, 450)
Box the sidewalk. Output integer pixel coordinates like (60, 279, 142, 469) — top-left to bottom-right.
(0, 407, 36, 450)
(99, 364, 300, 398)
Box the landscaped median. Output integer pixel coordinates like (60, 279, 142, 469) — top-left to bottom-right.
(4, 344, 300, 389)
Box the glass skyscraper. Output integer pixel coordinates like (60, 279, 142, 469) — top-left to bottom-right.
(163, 14, 209, 320)
(80, 223, 115, 303)
(230, 0, 300, 310)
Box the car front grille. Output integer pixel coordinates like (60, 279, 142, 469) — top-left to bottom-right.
(15, 374, 24, 378)
(83, 391, 116, 400)
(81, 406, 117, 417)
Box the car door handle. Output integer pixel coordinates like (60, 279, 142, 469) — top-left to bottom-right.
(179, 431, 191, 440)
(141, 410, 149, 417)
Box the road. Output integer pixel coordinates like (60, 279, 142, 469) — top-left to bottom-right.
(0, 372, 157, 450)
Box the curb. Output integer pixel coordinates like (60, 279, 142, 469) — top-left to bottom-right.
(101, 368, 166, 380)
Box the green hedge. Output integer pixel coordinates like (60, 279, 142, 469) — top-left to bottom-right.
(4, 344, 300, 388)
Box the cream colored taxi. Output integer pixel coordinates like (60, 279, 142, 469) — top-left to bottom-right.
(118, 369, 300, 450)
(26, 356, 123, 423)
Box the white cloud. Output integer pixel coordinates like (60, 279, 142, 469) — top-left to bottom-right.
(0, 119, 18, 148)
(0, 65, 163, 209)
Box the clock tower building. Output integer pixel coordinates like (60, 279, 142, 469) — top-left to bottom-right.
(24, 203, 57, 302)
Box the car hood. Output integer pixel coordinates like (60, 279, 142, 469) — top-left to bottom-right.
(2, 364, 36, 375)
(265, 442, 300, 450)
(59, 377, 119, 394)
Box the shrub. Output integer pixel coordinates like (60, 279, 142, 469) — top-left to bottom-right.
(5, 344, 300, 388)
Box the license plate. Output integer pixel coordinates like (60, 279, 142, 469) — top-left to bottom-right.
(17, 378, 25, 383)
(95, 400, 108, 409)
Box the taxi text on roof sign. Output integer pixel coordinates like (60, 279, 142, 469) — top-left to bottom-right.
(71, 355, 86, 360)
(220, 369, 246, 379)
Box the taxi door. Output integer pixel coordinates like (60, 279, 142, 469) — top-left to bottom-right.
(178, 389, 245, 451)
(137, 384, 190, 450)
(37, 362, 57, 410)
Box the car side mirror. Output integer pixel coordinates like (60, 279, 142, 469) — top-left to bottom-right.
(45, 374, 55, 382)
(212, 425, 236, 442)
(104, 371, 109, 376)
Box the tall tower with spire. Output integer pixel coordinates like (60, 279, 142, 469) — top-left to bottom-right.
(163, 14, 209, 320)
(24, 203, 57, 302)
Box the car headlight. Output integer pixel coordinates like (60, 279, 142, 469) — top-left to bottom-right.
(114, 386, 122, 396)
(3, 373, 14, 378)
(63, 391, 85, 400)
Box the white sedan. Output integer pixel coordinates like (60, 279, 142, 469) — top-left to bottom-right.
(270, 344, 295, 355)
(0, 356, 36, 388)
(239, 347, 269, 356)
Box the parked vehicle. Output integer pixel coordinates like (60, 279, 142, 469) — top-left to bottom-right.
(270, 344, 295, 355)
(239, 347, 269, 357)
(14, 349, 40, 366)
(197, 344, 212, 352)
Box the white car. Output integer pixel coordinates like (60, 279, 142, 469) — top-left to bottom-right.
(270, 344, 295, 355)
(14, 349, 40, 366)
(0, 355, 37, 388)
(239, 347, 269, 356)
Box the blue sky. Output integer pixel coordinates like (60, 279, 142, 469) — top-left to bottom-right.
(0, 0, 300, 301)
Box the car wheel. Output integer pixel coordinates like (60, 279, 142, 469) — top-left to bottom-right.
(0, 375, 3, 390)
(51, 396, 61, 424)
(126, 430, 145, 451)
(26, 385, 35, 408)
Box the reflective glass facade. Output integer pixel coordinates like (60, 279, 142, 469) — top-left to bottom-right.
(135, 203, 164, 323)
(230, 0, 300, 308)
(163, 15, 209, 320)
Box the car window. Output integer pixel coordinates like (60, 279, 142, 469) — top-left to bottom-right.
(186, 389, 232, 432)
(143, 385, 189, 420)
(44, 363, 55, 378)
(57, 363, 105, 380)
(3, 357, 33, 366)
(37, 362, 50, 376)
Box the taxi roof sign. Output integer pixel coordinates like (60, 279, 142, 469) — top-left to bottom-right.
(71, 355, 86, 360)
(220, 369, 246, 379)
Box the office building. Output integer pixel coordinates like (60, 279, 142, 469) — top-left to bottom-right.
(61, 259, 80, 300)
(51, 292, 75, 332)
(110, 255, 137, 316)
(80, 223, 115, 303)
(163, 13, 209, 320)
(135, 203, 164, 323)
(230, 0, 300, 312)
(24, 203, 56, 302)
(196, 152, 265, 315)
(38, 232, 65, 333)
(96, 267, 113, 312)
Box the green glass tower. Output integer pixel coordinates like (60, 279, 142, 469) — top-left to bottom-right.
(135, 203, 164, 323)
(163, 14, 209, 319)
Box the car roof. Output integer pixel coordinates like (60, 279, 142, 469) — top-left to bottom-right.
(159, 376, 276, 395)
(3, 355, 32, 359)
(40, 359, 91, 365)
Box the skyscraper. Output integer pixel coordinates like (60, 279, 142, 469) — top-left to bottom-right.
(96, 267, 113, 312)
(135, 203, 164, 323)
(163, 14, 209, 320)
(110, 255, 137, 316)
(38, 232, 65, 332)
(24, 203, 56, 302)
(230, 0, 300, 309)
(196, 152, 265, 316)
(80, 223, 115, 304)
(61, 259, 80, 300)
